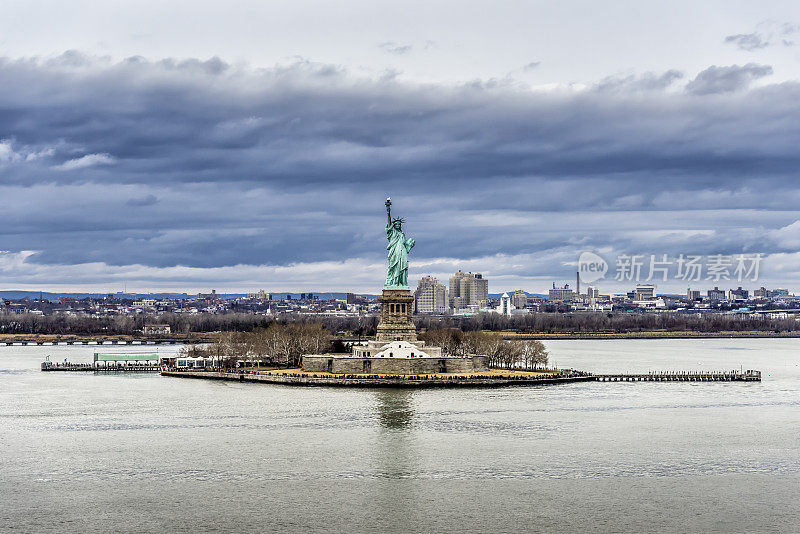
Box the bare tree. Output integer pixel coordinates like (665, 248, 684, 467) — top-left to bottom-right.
(521, 340, 549, 369)
(419, 328, 461, 356)
(418, 328, 547, 370)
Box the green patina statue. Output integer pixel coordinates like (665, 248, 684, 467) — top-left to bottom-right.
(384, 197, 415, 290)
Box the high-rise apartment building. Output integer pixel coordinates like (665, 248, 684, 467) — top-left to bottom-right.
(414, 276, 448, 314)
(707, 287, 725, 301)
(449, 271, 489, 310)
(511, 290, 527, 309)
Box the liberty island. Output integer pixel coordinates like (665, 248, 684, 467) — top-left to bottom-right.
(158, 198, 758, 386)
(161, 198, 592, 384)
(289, 198, 509, 377)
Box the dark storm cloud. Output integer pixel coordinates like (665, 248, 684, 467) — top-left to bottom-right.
(0, 54, 793, 191)
(0, 52, 799, 287)
(685, 63, 773, 95)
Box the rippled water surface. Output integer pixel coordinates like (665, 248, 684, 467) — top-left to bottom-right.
(1, 339, 799, 533)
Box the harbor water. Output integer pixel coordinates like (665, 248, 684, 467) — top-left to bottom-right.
(1, 338, 799, 533)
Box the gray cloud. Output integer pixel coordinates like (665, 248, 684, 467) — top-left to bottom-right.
(685, 63, 773, 95)
(725, 33, 770, 51)
(594, 69, 683, 93)
(522, 61, 541, 71)
(0, 53, 799, 291)
(378, 42, 413, 55)
(724, 23, 798, 51)
(125, 194, 159, 206)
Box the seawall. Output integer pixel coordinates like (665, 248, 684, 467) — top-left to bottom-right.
(161, 370, 594, 388)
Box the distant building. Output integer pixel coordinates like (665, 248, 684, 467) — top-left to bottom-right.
(634, 284, 656, 301)
(707, 287, 725, 301)
(769, 288, 789, 298)
(198, 290, 218, 300)
(497, 293, 514, 316)
(511, 290, 527, 309)
(346, 293, 357, 304)
(586, 286, 600, 299)
(753, 287, 768, 298)
(527, 295, 543, 306)
(449, 271, 489, 310)
(548, 283, 574, 302)
(414, 276, 448, 314)
(728, 287, 748, 300)
(143, 324, 171, 335)
(247, 289, 269, 300)
(687, 289, 701, 301)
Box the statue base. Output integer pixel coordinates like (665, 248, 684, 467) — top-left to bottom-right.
(375, 289, 416, 342)
(301, 291, 491, 376)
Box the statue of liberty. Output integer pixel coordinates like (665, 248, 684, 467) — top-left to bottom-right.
(384, 198, 415, 290)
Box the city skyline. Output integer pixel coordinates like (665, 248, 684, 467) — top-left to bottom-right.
(0, 267, 796, 297)
(1, 3, 800, 293)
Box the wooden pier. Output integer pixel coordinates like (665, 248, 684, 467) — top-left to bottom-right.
(594, 370, 761, 382)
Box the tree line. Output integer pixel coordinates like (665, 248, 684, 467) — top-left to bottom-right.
(419, 329, 549, 369)
(179, 322, 331, 368)
(0, 312, 376, 337)
(0, 309, 796, 336)
(174, 323, 549, 370)
(415, 311, 800, 334)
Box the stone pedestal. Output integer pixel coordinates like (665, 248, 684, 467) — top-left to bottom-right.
(376, 289, 416, 342)
(301, 288, 490, 375)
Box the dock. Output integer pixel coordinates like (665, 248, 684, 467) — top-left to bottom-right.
(41, 351, 163, 372)
(5, 337, 212, 346)
(594, 370, 761, 382)
(41, 362, 161, 372)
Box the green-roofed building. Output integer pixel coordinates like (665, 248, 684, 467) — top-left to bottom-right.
(93, 352, 160, 368)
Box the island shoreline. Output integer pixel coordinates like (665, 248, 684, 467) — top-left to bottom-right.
(161, 369, 595, 388)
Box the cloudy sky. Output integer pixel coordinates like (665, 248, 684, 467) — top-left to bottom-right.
(1, 0, 800, 294)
